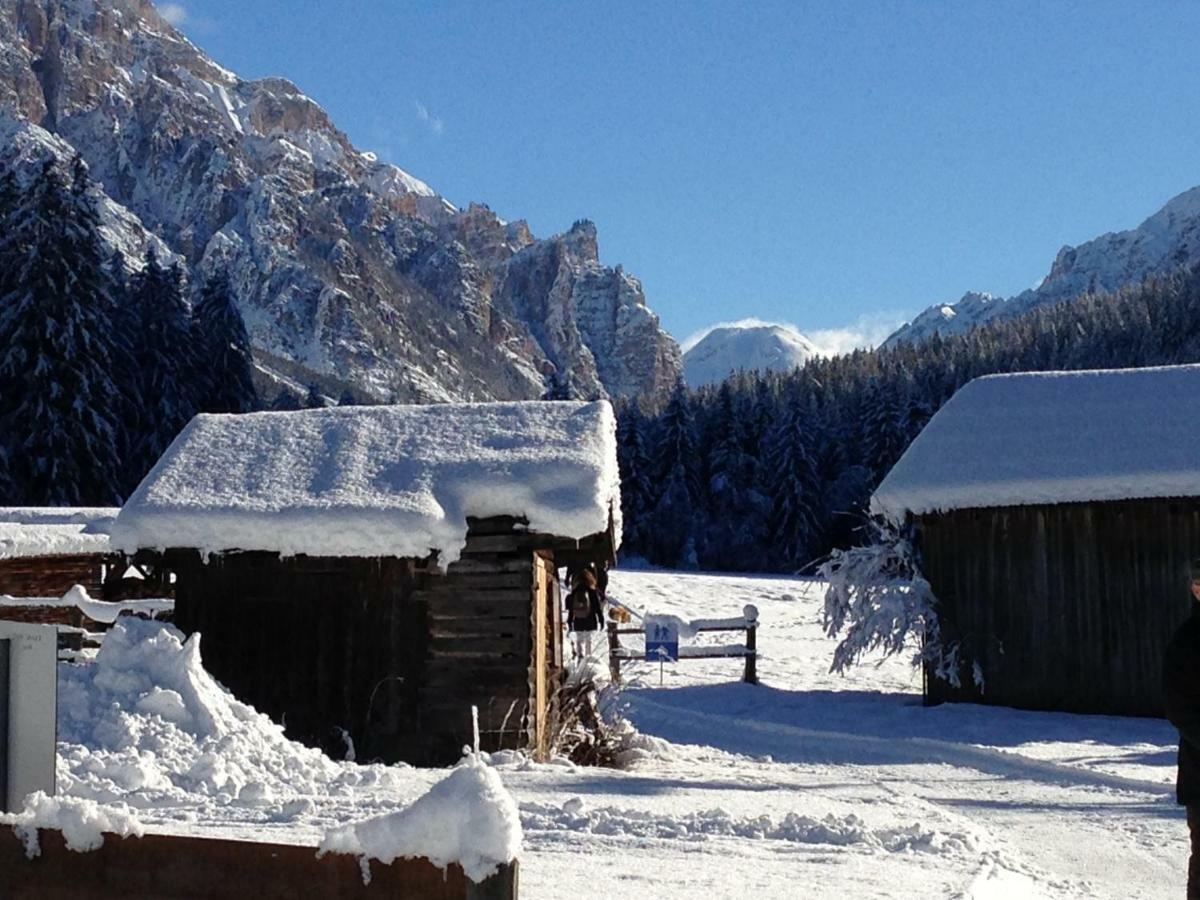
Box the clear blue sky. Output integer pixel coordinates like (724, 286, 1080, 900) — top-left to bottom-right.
(167, 0, 1200, 346)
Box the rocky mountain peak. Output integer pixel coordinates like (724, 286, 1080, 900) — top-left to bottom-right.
(0, 0, 681, 403)
(886, 182, 1200, 347)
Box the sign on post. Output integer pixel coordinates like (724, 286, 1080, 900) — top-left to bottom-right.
(644, 618, 679, 663)
(0, 621, 57, 812)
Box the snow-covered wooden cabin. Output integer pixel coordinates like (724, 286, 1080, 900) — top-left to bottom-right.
(0, 508, 118, 608)
(872, 365, 1200, 717)
(112, 401, 621, 765)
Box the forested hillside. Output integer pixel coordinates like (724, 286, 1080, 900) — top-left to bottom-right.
(618, 267, 1200, 572)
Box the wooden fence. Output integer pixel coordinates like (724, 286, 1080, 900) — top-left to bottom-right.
(0, 827, 518, 899)
(606, 605, 758, 685)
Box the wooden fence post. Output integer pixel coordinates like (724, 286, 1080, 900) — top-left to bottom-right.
(743, 604, 758, 685)
(607, 620, 621, 684)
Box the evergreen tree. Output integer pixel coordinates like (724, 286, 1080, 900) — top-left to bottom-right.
(194, 271, 258, 415)
(129, 247, 200, 475)
(616, 403, 655, 554)
(305, 383, 326, 408)
(646, 384, 700, 566)
(764, 393, 822, 570)
(0, 156, 126, 504)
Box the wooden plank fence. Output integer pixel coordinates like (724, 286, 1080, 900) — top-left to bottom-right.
(0, 827, 518, 899)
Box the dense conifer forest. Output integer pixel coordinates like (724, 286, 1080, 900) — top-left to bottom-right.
(0, 155, 259, 505)
(617, 267, 1200, 572)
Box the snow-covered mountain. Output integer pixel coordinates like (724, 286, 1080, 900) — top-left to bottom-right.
(0, 0, 681, 402)
(682, 322, 820, 387)
(886, 185, 1200, 347)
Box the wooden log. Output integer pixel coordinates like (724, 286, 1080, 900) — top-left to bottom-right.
(607, 621, 621, 684)
(422, 573, 531, 592)
(745, 616, 758, 685)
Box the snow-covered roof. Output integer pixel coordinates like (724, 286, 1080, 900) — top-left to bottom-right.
(871, 365, 1200, 518)
(0, 508, 117, 559)
(113, 401, 621, 562)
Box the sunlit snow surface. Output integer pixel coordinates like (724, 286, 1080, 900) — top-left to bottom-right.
(52, 571, 1184, 898)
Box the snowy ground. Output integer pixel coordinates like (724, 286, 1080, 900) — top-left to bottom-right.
(49, 570, 1187, 898)
(510, 570, 1183, 899)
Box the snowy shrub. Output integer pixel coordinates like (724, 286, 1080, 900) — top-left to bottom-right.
(819, 520, 977, 689)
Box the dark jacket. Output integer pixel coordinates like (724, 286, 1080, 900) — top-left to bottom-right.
(1163, 605, 1200, 805)
(566, 587, 604, 633)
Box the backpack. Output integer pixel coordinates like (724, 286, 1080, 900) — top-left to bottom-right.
(570, 588, 593, 619)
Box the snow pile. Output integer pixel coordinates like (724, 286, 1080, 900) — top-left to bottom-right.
(0, 585, 173, 625)
(520, 800, 975, 855)
(320, 759, 522, 883)
(113, 401, 621, 564)
(872, 364, 1200, 517)
(56, 618, 405, 808)
(0, 792, 143, 857)
(0, 507, 117, 559)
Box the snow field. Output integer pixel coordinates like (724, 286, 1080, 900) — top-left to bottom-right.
(38, 570, 1188, 897)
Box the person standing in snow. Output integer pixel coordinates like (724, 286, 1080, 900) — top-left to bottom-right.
(566, 568, 605, 664)
(1163, 559, 1200, 898)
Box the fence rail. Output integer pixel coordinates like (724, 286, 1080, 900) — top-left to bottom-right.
(606, 605, 758, 685)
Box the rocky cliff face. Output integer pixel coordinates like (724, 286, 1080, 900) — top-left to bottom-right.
(0, 0, 681, 402)
(886, 186, 1200, 348)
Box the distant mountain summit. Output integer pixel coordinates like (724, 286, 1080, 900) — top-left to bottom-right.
(0, 0, 681, 402)
(683, 322, 819, 387)
(886, 185, 1200, 347)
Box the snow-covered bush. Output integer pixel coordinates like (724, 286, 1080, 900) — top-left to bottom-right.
(819, 521, 974, 689)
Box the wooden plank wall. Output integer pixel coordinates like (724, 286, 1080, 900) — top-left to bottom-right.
(919, 496, 1200, 716)
(170, 551, 427, 764)
(0, 555, 107, 598)
(167, 516, 596, 767)
(414, 517, 569, 763)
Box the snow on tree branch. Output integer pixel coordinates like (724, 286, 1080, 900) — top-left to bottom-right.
(818, 521, 974, 690)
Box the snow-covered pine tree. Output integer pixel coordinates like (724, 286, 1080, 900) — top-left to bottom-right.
(764, 392, 822, 570)
(702, 381, 769, 568)
(194, 270, 258, 415)
(615, 402, 655, 554)
(129, 247, 201, 475)
(0, 156, 126, 505)
(646, 383, 701, 566)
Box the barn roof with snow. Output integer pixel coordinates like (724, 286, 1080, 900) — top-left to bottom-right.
(0, 508, 117, 559)
(872, 364, 1200, 518)
(112, 401, 621, 563)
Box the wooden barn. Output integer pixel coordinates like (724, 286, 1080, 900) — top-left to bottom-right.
(112, 401, 621, 766)
(0, 508, 119, 610)
(872, 365, 1200, 717)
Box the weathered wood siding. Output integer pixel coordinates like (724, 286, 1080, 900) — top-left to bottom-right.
(918, 496, 1200, 716)
(413, 518, 567, 764)
(0, 554, 107, 598)
(167, 516, 580, 767)
(170, 552, 428, 763)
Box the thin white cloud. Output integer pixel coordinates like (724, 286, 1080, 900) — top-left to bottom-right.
(414, 101, 444, 136)
(159, 2, 188, 26)
(808, 311, 912, 356)
(680, 311, 911, 358)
